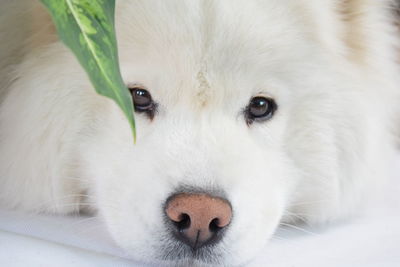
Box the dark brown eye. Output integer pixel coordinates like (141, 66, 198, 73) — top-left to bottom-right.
(129, 87, 157, 119)
(245, 96, 277, 125)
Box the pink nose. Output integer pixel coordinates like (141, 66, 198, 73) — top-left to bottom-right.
(165, 193, 232, 249)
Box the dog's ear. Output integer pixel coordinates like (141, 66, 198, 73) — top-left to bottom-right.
(335, 0, 399, 63)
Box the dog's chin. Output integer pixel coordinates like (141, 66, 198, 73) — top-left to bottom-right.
(117, 238, 229, 266)
(147, 258, 223, 267)
(150, 253, 232, 267)
(162, 259, 223, 267)
(115, 228, 274, 267)
(158, 242, 225, 266)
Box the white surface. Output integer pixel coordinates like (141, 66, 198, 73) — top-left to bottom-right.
(1, 158, 399, 267)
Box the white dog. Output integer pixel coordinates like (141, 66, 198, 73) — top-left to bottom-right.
(1, 0, 399, 266)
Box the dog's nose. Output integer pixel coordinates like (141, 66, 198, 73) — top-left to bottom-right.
(165, 193, 232, 250)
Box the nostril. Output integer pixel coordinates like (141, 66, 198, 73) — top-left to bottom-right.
(209, 218, 223, 233)
(174, 213, 191, 231)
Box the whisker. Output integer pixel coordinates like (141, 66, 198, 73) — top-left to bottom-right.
(287, 199, 331, 207)
(279, 222, 319, 236)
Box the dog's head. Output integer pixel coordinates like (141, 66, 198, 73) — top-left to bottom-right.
(76, 0, 393, 265)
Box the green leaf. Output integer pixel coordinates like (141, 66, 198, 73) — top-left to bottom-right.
(40, 0, 136, 142)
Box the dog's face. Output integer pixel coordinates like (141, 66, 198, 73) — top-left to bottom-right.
(79, 1, 354, 265)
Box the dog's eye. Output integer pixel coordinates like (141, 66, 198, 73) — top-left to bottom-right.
(129, 87, 157, 119)
(245, 96, 277, 125)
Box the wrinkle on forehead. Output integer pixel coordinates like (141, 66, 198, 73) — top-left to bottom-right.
(195, 64, 212, 108)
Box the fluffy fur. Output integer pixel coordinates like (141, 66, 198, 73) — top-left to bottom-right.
(0, 0, 399, 266)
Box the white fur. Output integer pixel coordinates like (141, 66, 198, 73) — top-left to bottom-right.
(0, 0, 399, 266)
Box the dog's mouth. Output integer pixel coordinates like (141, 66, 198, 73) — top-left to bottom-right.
(159, 241, 224, 266)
